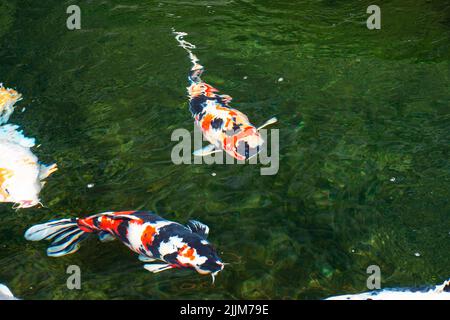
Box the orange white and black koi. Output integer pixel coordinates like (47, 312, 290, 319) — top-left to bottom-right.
(174, 31, 277, 160)
(25, 211, 224, 281)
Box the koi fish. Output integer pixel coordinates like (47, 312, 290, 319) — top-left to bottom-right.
(326, 278, 450, 300)
(0, 124, 57, 208)
(174, 31, 277, 161)
(0, 84, 22, 125)
(0, 284, 17, 300)
(25, 211, 225, 282)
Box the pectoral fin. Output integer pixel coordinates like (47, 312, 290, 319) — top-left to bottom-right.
(39, 163, 58, 180)
(193, 144, 221, 157)
(98, 232, 115, 242)
(186, 220, 209, 239)
(257, 117, 277, 131)
(138, 255, 156, 262)
(143, 263, 174, 273)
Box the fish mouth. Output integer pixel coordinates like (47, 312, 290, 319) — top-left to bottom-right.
(235, 138, 263, 160)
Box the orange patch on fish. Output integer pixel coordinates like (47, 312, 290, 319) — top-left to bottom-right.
(77, 217, 97, 232)
(179, 244, 196, 261)
(203, 83, 218, 96)
(141, 225, 156, 246)
(100, 215, 124, 233)
(201, 114, 213, 131)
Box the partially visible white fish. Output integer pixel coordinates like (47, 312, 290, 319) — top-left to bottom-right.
(326, 278, 450, 300)
(0, 284, 18, 300)
(0, 125, 57, 209)
(0, 84, 22, 125)
(0, 85, 57, 209)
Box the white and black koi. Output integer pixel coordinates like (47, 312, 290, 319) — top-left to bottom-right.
(326, 278, 450, 300)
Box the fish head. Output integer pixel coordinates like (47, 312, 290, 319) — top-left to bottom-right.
(4, 176, 41, 209)
(178, 238, 224, 281)
(233, 128, 264, 160)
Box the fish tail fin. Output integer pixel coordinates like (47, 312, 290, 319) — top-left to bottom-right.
(39, 163, 58, 180)
(24, 218, 90, 257)
(173, 29, 204, 84)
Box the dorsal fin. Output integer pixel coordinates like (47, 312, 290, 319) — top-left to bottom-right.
(186, 220, 209, 238)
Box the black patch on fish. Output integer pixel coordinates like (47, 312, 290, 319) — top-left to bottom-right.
(210, 118, 223, 130)
(232, 123, 241, 132)
(162, 252, 179, 265)
(150, 223, 203, 257)
(93, 217, 102, 229)
(150, 224, 180, 250)
(197, 111, 206, 121)
(199, 256, 222, 273)
(189, 97, 207, 115)
(131, 211, 165, 224)
(444, 282, 450, 292)
(116, 220, 130, 244)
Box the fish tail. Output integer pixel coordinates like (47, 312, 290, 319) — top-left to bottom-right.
(24, 218, 90, 257)
(173, 29, 204, 84)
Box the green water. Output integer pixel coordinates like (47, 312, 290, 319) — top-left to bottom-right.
(0, 0, 449, 299)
